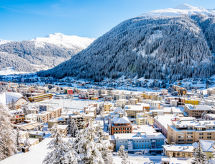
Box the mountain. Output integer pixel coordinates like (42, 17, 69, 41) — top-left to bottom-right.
(0, 33, 94, 72)
(38, 4, 215, 82)
(32, 33, 94, 50)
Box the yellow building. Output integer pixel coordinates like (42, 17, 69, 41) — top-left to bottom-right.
(104, 103, 112, 111)
(136, 113, 148, 125)
(28, 93, 53, 102)
(184, 99, 199, 105)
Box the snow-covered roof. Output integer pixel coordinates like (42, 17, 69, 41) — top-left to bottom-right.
(114, 131, 165, 140)
(200, 140, 215, 152)
(57, 125, 68, 130)
(132, 125, 156, 133)
(112, 116, 131, 124)
(0, 92, 23, 106)
(185, 104, 213, 111)
(163, 144, 194, 152)
(154, 114, 176, 129)
(113, 107, 124, 114)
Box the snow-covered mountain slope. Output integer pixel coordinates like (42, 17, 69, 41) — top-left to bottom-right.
(145, 3, 215, 17)
(0, 39, 10, 45)
(38, 4, 215, 82)
(0, 34, 94, 72)
(32, 33, 94, 49)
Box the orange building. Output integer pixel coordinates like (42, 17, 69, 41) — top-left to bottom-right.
(110, 114, 132, 135)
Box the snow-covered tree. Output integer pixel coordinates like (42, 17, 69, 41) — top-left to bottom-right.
(97, 127, 113, 164)
(118, 145, 129, 164)
(43, 126, 78, 164)
(70, 119, 79, 137)
(72, 121, 105, 164)
(0, 108, 16, 160)
(15, 128, 22, 151)
(193, 142, 208, 164)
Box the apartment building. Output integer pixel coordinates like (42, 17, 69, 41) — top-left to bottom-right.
(37, 107, 62, 123)
(110, 114, 132, 135)
(184, 104, 215, 118)
(10, 109, 25, 124)
(167, 118, 215, 144)
(125, 103, 150, 118)
(69, 112, 95, 129)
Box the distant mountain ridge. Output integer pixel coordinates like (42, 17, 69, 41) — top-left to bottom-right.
(0, 33, 94, 72)
(38, 4, 215, 82)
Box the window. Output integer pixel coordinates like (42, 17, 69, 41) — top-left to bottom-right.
(207, 133, 212, 135)
(199, 133, 203, 135)
(207, 136, 212, 139)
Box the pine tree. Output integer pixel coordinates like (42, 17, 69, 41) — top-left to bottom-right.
(43, 126, 78, 164)
(97, 127, 113, 164)
(193, 142, 208, 164)
(72, 121, 105, 164)
(0, 108, 16, 160)
(70, 119, 79, 137)
(212, 143, 215, 161)
(16, 128, 21, 151)
(118, 145, 129, 164)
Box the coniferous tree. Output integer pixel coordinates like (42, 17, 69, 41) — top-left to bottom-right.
(193, 142, 208, 164)
(118, 145, 129, 164)
(43, 126, 77, 164)
(0, 108, 16, 160)
(72, 121, 106, 164)
(70, 119, 79, 137)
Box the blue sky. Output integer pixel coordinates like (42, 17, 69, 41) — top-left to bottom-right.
(0, 0, 214, 40)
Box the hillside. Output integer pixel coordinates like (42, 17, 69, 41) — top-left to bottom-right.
(38, 4, 215, 82)
(0, 33, 94, 72)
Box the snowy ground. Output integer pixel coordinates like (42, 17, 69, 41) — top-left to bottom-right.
(35, 97, 104, 111)
(0, 67, 29, 75)
(0, 138, 52, 164)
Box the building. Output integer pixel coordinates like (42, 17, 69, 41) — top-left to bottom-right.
(184, 104, 215, 118)
(184, 99, 200, 105)
(204, 114, 215, 120)
(153, 114, 176, 137)
(110, 114, 132, 135)
(10, 109, 25, 124)
(28, 93, 53, 102)
(199, 140, 215, 159)
(36, 107, 62, 123)
(136, 113, 149, 125)
(104, 103, 112, 112)
(167, 118, 215, 144)
(163, 145, 193, 158)
(0, 92, 27, 109)
(69, 112, 95, 129)
(125, 103, 150, 118)
(114, 126, 165, 154)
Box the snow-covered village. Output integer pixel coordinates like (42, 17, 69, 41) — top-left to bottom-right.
(1, 0, 215, 164)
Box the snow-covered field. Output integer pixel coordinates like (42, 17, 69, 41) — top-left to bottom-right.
(0, 67, 29, 75)
(37, 97, 103, 111)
